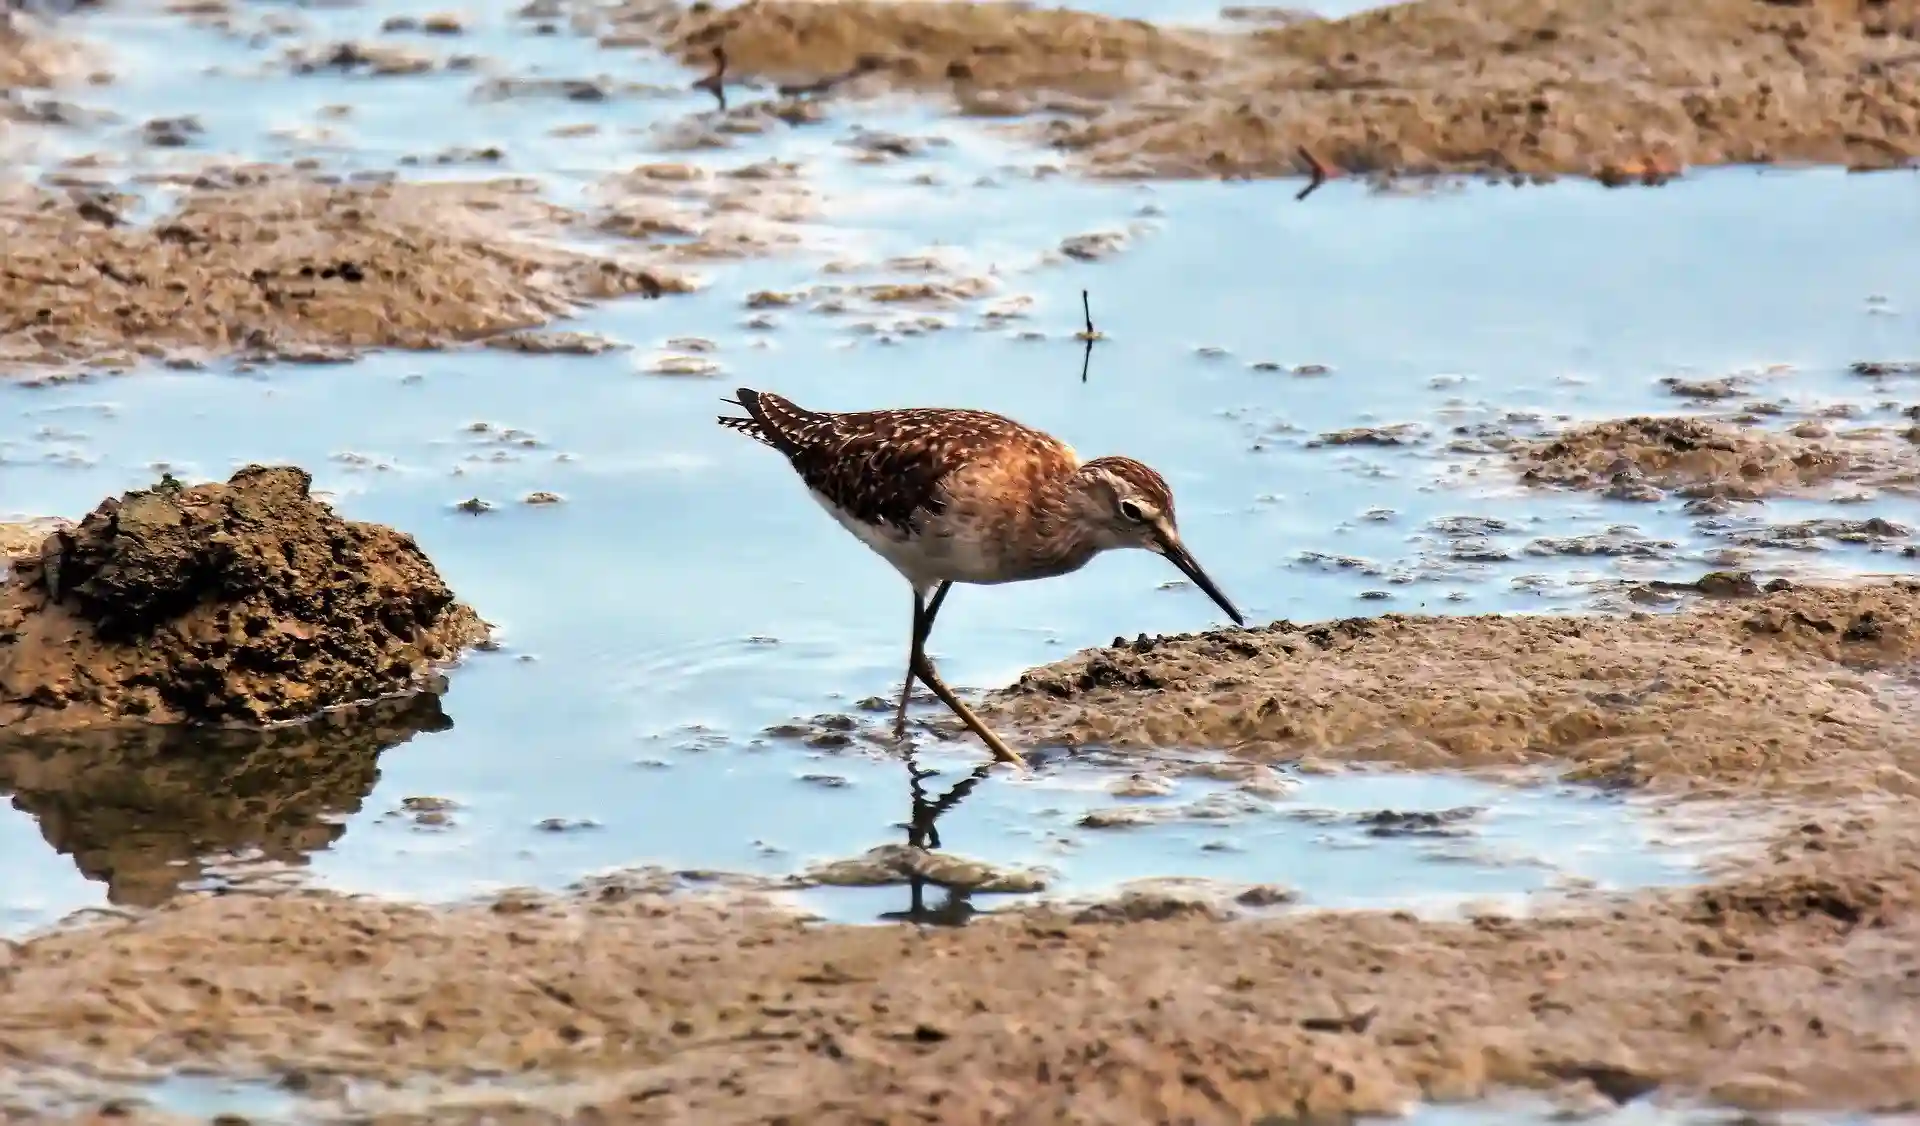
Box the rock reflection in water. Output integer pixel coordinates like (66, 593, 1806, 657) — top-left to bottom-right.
(0, 690, 452, 907)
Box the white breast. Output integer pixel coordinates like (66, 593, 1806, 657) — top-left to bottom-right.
(808, 489, 1009, 590)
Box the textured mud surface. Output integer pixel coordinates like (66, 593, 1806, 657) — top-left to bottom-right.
(0, 177, 686, 372)
(2, 585, 1918, 1121)
(1514, 416, 1920, 503)
(0, 691, 451, 907)
(0, 20, 94, 96)
(3, 804, 1918, 1122)
(645, 0, 1920, 180)
(0, 465, 487, 733)
(990, 582, 1920, 797)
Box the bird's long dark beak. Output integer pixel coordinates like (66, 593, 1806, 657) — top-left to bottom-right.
(1160, 536, 1244, 626)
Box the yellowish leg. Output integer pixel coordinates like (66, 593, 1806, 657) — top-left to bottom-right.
(893, 581, 951, 738)
(910, 646, 1026, 770)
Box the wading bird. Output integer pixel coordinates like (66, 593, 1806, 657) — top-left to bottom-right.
(718, 388, 1244, 770)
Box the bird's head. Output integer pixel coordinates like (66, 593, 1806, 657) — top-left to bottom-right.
(1073, 456, 1244, 627)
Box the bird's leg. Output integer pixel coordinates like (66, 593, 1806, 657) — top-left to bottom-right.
(910, 644, 1027, 770)
(894, 581, 951, 739)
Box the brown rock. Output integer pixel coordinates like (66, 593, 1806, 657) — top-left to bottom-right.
(0, 465, 489, 733)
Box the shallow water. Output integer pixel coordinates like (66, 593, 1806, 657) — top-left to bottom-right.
(1, 0, 1919, 1045)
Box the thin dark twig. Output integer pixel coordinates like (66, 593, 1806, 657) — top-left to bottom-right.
(1295, 144, 1332, 201)
(693, 44, 727, 111)
(1074, 288, 1104, 383)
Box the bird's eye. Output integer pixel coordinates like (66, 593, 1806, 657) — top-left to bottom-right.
(1118, 500, 1146, 523)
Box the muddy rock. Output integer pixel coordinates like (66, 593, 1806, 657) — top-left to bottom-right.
(1515, 416, 1861, 501)
(0, 177, 687, 371)
(0, 691, 451, 906)
(0, 465, 489, 733)
(990, 581, 1920, 796)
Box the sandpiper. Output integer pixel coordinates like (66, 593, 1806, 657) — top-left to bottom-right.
(718, 387, 1244, 769)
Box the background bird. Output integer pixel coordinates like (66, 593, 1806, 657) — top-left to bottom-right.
(718, 387, 1245, 770)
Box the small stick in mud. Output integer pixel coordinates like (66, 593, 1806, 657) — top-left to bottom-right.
(693, 44, 727, 111)
(1295, 145, 1333, 202)
(1073, 289, 1105, 383)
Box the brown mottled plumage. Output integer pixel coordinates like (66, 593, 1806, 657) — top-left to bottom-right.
(719, 387, 1244, 770)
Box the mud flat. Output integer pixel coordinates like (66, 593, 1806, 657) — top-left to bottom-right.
(0, 176, 690, 373)
(637, 0, 1920, 181)
(2, 582, 1919, 1121)
(0, 464, 488, 734)
(989, 580, 1920, 796)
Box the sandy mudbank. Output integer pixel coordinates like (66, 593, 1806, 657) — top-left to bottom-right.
(0, 177, 689, 372)
(3, 584, 1920, 1117)
(0, 465, 488, 733)
(641, 0, 1920, 181)
(989, 580, 1920, 796)
(3, 806, 1919, 1121)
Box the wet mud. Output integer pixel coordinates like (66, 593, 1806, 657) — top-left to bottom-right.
(2, 583, 1918, 1121)
(0, 691, 451, 908)
(0, 177, 686, 373)
(1513, 416, 1920, 503)
(640, 0, 1920, 181)
(0, 18, 96, 98)
(990, 580, 1920, 797)
(0, 465, 488, 733)
(3, 800, 1919, 1121)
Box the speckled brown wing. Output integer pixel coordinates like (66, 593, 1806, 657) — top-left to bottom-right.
(719, 388, 1056, 536)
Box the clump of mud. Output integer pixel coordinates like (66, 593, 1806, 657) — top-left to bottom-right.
(0, 691, 451, 907)
(0, 176, 690, 371)
(0, 465, 488, 733)
(1515, 416, 1879, 501)
(627, 0, 1920, 181)
(991, 581, 1920, 796)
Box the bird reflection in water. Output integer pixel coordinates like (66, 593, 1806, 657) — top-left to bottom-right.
(877, 749, 994, 927)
